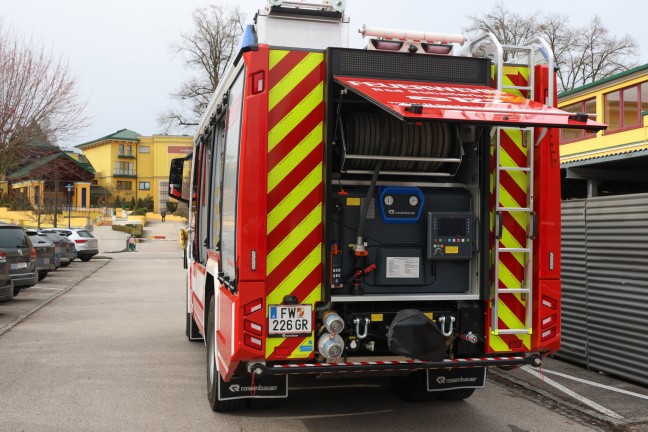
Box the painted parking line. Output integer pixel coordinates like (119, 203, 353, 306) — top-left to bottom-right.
(540, 368, 648, 401)
(522, 366, 623, 420)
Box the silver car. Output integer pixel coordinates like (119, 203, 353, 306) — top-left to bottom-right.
(49, 228, 99, 262)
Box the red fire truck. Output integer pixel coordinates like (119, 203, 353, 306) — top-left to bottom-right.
(169, 0, 605, 411)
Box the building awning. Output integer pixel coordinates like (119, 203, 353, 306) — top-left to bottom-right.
(561, 142, 648, 167)
(334, 76, 606, 130)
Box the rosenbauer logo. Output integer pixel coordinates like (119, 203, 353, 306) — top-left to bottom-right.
(228, 384, 279, 393)
(436, 376, 478, 385)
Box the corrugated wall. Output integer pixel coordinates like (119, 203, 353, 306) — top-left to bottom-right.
(559, 193, 648, 386)
(559, 200, 588, 365)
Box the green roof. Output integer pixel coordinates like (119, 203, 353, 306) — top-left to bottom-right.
(559, 63, 648, 99)
(75, 128, 141, 149)
(7, 152, 95, 180)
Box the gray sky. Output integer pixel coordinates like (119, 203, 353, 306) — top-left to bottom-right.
(2, 0, 645, 148)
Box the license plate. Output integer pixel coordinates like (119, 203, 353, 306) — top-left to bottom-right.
(268, 305, 312, 335)
(11, 262, 28, 270)
(43, 258, 50, 264)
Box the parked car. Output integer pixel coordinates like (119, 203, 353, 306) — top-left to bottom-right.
(60, 235, 77, 264)
(0, 253, 14, 302)
(0, 224, 38, 296)
(38, 230, 73, 267)
(49, 228, 98, 262)
(25, 230, 56, 281)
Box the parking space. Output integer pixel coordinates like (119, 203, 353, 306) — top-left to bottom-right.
(494, 357, 648, 430)
(0, 258, 109, 335)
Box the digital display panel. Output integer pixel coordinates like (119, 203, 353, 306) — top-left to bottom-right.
(438, 218, 466, 237)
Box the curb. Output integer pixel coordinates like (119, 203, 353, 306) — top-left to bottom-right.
(0, 259, 111, 338)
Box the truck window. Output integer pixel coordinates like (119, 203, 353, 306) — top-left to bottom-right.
(220, 69, 245, 282)
(211, 118, 226, 251)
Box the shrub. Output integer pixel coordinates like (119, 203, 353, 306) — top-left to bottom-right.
(166, 201, 177, 213)
(129, 196, 136, 210)
(112, 223, 143, 237)
(142, 195, 154, 212)
(114, 195, 121, 208)
(130, 208, 147, 216)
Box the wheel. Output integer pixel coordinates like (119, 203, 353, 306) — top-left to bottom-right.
(80, 256, 92, 262)
(391, 370, 440, 402)
(206, 295, 244, 412)
(13, 285, 21, 297)
(60, 261, 71, 268)
(38, 271, 48, 281)
(439, 388, 475, 401)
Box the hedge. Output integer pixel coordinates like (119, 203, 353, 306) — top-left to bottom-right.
(112, 223, 143, 238)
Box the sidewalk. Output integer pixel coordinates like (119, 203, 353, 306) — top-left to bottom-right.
(495, 356, 648, 430)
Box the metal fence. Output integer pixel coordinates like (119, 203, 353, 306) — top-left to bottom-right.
(559, 193, 648, 386)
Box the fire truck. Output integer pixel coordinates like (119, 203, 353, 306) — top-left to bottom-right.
(168, 0, 605, 411)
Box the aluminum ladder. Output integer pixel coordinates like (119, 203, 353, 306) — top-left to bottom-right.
(468, 34, 555, 337)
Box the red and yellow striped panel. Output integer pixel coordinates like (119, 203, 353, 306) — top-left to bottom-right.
(492, 65, 530, 98)
(488, 127, 532, 353)
(265, 50, 325, 360)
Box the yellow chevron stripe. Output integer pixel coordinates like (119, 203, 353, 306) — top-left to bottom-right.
(289, 286, 321, 359)
(268, 122, 323, 193)
(489, 333, 510, 352)
(266, 204, 322, 275)
(269, 53, 323, 111)
(499, 187, 528, 229)
(269, 50, 290, 70)
(497, 298, 530, 348)
(265, 336, 285, 358)
(267, 244, 322, 306)
(267, 163, 322, 234)
(268, 82, 324, 153)
(497, 257, 523, 288)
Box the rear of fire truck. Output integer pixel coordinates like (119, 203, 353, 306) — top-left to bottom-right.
(171, 0, 606, 411)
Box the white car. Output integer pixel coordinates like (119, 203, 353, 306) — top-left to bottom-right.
(49, 228, 99, 262)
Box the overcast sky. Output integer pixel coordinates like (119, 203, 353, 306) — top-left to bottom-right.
(2, 0, 646, 149)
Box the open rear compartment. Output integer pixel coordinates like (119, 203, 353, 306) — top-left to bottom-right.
(318, 48, 495, 362)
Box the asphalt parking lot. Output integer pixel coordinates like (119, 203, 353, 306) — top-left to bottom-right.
(0, 257, 109, 336)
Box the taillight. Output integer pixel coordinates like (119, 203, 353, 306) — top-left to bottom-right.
(0, 251, 7, 259)
(30, 248, 37, 259)
(75, 239, 88, 244)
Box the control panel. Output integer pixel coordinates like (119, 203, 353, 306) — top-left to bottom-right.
(427, 212, 474, 260)
(378, 187, 425, 224)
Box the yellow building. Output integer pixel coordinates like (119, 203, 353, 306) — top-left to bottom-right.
(75, 129, 192, 212)
(558, 64, 648, 198)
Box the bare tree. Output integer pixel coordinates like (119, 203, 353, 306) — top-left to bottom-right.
(465, 3, 639, 91)
(0, 22, 88, 177)
(159, 5, 245, 133)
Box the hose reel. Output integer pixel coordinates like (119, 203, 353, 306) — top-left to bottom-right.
(340, 110, 462, 176)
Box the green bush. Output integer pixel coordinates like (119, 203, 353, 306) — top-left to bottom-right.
(142, 195, 154, 212)
(114, 195, 121, 208)
(129, 196, 136, 210)
(130, 208, 147, 216)
(112, 223, 143, 237)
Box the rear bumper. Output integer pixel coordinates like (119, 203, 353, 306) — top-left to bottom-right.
(78, 248, 99, 258)
(10, 271, 38, 287)
(250, 355, 538, 376)
(0, 281, 13, 301)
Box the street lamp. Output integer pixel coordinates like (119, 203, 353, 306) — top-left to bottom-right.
(65, 184, 74, 228)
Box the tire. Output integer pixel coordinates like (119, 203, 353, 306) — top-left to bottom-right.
(391, 370, 440, 402)
(60, 261, 71, 268)
(439, 388, 475, 401)
(80, 256, 92, 262)
(38, 271, 48, 281)
(13, 285, 21, 297)
(206, 295, 244, 412)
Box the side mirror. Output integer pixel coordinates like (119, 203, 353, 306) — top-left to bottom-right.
(169, 157, 189, 204)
